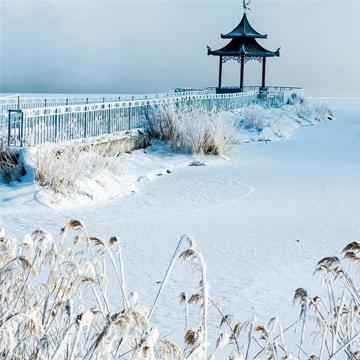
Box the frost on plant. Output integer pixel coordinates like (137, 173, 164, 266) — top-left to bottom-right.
(1, 222, 359, 359)
(34, 143, 123, 195)
(0, 142, 22, 182)
(148, 104, 235, 155)
(293, 98, 334, 123)
(233, 98, 333, 141)
(148, 99, 334, 152)
(0, 222, 212, 360)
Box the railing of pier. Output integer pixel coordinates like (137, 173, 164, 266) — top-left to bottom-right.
(0, 90, 215, 118)
(0, 90, 216, 134)
(2, 87, 303, 147)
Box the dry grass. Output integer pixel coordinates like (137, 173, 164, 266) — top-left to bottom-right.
(148, 104, 235, 155)
(1, 222, 360, 360)
(0, 141, 20, 182)
(293, 99, 334, 123)
(35, 143, 123, 195)
(0, 223, 209, 360)
(239, 104, 268, 133)
(147, 99, 333, 154)
(230, 98, 334, 143)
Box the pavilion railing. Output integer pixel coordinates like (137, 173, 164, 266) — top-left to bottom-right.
(2, 87, 303, 147)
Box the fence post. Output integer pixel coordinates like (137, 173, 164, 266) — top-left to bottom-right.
(54, 108, 58, 142)
(7, 110, 11, 146)
(84, 98, 88, 138)
(20, 111, 24, 147)
(128, 104, 131, 130)
(107, 105, 111, 134)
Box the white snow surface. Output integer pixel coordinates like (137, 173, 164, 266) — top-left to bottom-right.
(0, 98, 359, 344)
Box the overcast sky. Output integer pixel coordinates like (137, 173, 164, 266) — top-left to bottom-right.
(0, 0, 359, 96)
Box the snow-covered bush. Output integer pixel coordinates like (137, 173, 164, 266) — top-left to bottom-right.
(293, 99, 334, 123)
(35, 144, 123, 194)
(238, 104, 268, 133)
(273, 115, 300, 139)
(148, 104, 235, 155)
(232, 99, 334, 142)
(148, 99, 333, 151)
(0, 142, 21, 182)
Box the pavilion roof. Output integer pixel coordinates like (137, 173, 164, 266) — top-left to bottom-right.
(208, 38, 280, 58)
(221, 13, 267, 39)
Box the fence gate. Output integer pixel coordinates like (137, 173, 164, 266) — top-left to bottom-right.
(7, 109, 24, 146)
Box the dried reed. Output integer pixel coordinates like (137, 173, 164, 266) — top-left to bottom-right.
(1, 223, 358, 360)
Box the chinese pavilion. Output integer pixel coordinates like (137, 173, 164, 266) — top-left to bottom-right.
(207, 2, 280, 93)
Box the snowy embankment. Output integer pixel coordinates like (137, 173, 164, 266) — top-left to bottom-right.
(0, 140, 191, 209)
(0, 98, 333, 209)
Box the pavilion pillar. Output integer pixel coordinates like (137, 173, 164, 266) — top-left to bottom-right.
(218, 56, 223, 89)
(240, 55, 245, 92)
(261, 56, 266, 88)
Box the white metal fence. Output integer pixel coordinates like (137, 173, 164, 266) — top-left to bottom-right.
(1, 87, 303, 147)
(0, 90, 213, 118)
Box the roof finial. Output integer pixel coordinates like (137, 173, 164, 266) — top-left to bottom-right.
(243, 0, 251, 13)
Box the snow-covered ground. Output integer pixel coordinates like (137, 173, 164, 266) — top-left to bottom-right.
(0, 98, 359, 344)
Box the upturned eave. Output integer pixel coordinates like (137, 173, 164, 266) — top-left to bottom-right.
(207, 39, 280, 58)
